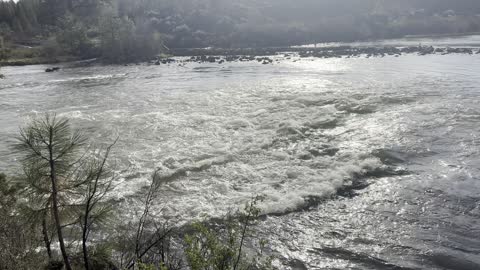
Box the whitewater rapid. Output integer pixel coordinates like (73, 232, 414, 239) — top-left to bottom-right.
(1, 37, 480, 269)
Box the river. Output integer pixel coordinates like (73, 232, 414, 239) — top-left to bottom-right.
(1, 35, 480, 269)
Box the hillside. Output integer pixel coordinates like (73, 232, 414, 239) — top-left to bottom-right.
(1, 0, 480, 64)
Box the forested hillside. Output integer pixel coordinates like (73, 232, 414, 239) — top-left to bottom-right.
(1, 0, 480, 63)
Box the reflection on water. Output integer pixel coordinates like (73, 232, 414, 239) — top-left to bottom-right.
(1, 37, 480, 269)
(299, 33, 480, 48)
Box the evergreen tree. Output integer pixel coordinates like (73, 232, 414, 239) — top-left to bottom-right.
(15, 114, 87, 270)
(98, 5, 164, 63)
(0, 34, 7, 61)
(0, 1, 16, 26)
(56, 13, 92, 56)
(15, 2, 32, 32)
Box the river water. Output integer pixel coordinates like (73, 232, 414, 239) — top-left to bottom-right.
(1, 36, 480, 269)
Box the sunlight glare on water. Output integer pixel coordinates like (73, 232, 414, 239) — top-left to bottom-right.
(1, 38, 480, 269)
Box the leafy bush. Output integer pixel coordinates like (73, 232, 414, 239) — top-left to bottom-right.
(0, 173, 46, 269)
(185, 197, 273, 270)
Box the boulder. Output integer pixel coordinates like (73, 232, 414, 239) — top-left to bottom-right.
(160, 58, 175, 64)
(298, 152, 313, 160)
(207, 56, 216, 63)
(307, 117, 338, 129)
(45, 67, 60, 72)
(225, 55, 238, 62)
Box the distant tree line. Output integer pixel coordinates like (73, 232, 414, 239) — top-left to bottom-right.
(0, 0, 165, 63)
(1, 0, 480, 62)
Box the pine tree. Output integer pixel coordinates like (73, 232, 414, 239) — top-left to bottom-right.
(0, 1, 16, 26)
(56, 13, 91, 56)
(15, 2, 32, 32)
(15, 114, 87, 270)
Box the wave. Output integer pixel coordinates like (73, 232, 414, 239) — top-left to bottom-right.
(313, 247, 416, 270)
(335, 100, 377, 114)
(109, 147, 406, 222)
(258, 157, 385, 215)
(48, 73, 127, 84)
(0, 81, 42, 90)
(57, 110, 96, 121)
(428, 252, 480, 270)
(155, 155, 235, 183)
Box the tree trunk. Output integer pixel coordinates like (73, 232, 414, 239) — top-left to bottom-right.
(82, 231, 89, 270)
(48, 136, 72, 270)
(42, 214, 52, 259)
(82, 203, 91, 270)
(50, 170, 71, 270)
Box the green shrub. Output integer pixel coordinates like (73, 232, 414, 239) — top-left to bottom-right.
(185, 197, 273, 270)
(0, 173, 47, 269)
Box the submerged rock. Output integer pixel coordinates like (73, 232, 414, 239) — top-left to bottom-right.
(45, 67, 60, 72)
(372, 149, 407, 164)
(336, 102, 376, 114)
(286, 170, 301, 179)
(307, 117, 338, 129)
(277, 125, 304, 136)
(207, 56, 216, 63)
(160, 58, 175, 64)
(298, 152, 314, 160)
(172, 45, 477, 64)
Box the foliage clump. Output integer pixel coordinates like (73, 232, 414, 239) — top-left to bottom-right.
(185, 197, 273, 270)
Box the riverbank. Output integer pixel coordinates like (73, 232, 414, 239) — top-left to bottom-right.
(148, 45, 479, 67)
(2, 45, 479, 69)
(404, 31, 480, 39)
(0, 55, 79, 67)
(171, 45, 479, 58)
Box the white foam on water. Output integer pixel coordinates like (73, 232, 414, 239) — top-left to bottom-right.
(48, 73, 128, 84)
(58, 110, 96, 121)
(2, 38, 480, 269)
